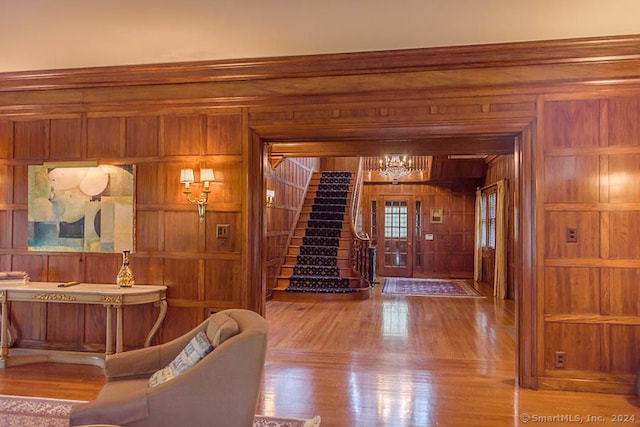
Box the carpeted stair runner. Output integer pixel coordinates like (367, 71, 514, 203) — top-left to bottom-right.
(287, 171, 356, 293)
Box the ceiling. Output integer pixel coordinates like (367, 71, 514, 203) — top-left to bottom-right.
(2, 0, 640, 74)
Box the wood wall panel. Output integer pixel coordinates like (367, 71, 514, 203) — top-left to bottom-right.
(544, 267, 600, 314)
(607, 97, 640, 146)
(544, 211, 600, 258)
(545, 323, 601, 371)
(544, 156, 600, 203)
(162, 258, 200, 300)
(83, 254, 120, 284)
(163, 212, 200, 252)
(608, 211, 640, 259)
(130, 257, 164, 286)
(10, 302, 46, 342)
(205, 212, 242, 253)
(0, 165, 10, 204)
(0, 211, 10, 248)
(206, 113, 243, 155)
(86, 117, 122, 158)
(204, 259, 242, 303)
(136, 211, 162, 251)
(122, 304, 158, 347)
(11, 210, 28, 249)
(208, 161, 243, 205)
(162, 162, 186, 205)
(125, 116, 159, 158)
(135, 163, 163, 205)
(46, 304, 82, 345)
(13, 121, 48, 160)
(82, 305, 106, 350)
(543, 100, 600, 150)
(12, 164, 28, 205)
(0, 121, 12, 159)
(50, 118, 82, 160)
(10, 254, 45, 280)
(46, 255, 82, 283)
(608, 154, 640, 203)
(161, 115, 203, 156)
(608, 269, 640, 316)
(609, 325, 640, 373)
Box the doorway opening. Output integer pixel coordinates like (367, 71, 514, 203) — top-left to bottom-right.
(258, 126, 535, 388)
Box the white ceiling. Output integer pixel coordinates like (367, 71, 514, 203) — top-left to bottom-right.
(2, 0, 640, 74)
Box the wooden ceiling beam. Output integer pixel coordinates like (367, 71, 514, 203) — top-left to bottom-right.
(267, 137, 514, 161)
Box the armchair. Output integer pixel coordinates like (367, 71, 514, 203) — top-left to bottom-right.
(70, 309, 268, 427)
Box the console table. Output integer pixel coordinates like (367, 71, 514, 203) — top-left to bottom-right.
(0, 282, 167, 368)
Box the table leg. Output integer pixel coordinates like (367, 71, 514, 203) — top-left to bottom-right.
(105, 305, 113, 355)
(116, 306, 123, 353)
(0, 293, 7, 362)
(144, 298, 168, 347)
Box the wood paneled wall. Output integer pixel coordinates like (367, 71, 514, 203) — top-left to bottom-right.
(320, 157, 359, 172)
(265, 157, 318, 297)
(539, 97, 640, 392)
(362, 182, 476, 278)
(1, 34, 640, 393)
(0, 111, 249, 349)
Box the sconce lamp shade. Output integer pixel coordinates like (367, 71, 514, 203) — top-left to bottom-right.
(200, 168, 215, 182)
(180, 168, 195, 183)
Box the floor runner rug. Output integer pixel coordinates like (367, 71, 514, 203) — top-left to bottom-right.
(382, 277, 484, 298)
(0, 394, 321, 427)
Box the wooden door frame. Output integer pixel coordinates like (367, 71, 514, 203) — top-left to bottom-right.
(251, 117, 536, 389)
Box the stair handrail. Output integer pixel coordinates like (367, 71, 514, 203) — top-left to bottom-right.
(349, 158, 373, 286)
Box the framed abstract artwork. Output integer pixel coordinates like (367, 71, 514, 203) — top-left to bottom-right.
(28, 164, 135, 253)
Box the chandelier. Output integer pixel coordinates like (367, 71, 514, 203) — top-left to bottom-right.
(378, 155, 413, 183)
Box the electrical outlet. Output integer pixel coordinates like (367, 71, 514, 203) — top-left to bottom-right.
(566, 227, 577, 243)
(216, 224, 230, 239)
(554, 351, 566, 368)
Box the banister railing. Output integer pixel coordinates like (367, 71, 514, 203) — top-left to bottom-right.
(349, 158, 373, 286)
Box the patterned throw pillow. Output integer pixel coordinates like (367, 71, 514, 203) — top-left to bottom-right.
(148, 331, 213, 388)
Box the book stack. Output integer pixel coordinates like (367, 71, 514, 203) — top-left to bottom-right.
(0, 271, 30, 286)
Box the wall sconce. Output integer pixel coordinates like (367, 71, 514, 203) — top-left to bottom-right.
(180, 168, 214, 223)
(265, 189, 275, 208)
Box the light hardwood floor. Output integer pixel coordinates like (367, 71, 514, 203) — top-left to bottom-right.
(0, 281, 638, 426)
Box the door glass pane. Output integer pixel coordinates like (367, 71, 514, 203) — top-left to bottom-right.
(384, 201, 408, 267)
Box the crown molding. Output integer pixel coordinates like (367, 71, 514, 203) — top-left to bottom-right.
(1, 34, 640, 93)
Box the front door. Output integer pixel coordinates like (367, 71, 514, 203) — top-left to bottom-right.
(379, 198, 414, 277)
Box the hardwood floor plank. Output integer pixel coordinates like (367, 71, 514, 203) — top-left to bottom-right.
(0, 282, 638, 426)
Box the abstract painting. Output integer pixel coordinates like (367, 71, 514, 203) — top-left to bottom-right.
(28, 164, 135, 253)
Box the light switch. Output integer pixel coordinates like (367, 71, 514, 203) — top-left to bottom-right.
(216, 224, 230, 239)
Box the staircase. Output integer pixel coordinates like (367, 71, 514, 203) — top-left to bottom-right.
(272, 171, 368, 300)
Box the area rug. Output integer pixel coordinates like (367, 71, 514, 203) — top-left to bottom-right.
(0, 394, 321, 427)
(382, 277, 484, 298)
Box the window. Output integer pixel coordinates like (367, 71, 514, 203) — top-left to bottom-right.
(371, 200, 377, 242)
(480, 190, 497, 249)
